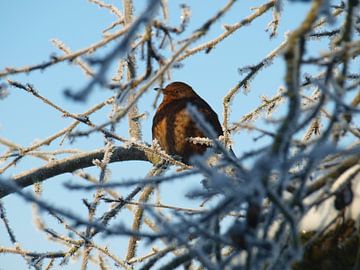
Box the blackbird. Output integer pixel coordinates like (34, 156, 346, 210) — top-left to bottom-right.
(152, 81, 223, 164)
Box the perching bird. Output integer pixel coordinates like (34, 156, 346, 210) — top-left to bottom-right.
(152, 81, 223, 164)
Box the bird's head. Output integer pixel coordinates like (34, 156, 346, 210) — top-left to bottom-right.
(155, 81, 197, 100)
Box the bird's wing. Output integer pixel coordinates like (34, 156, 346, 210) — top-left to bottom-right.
(192, 98, 223, 137)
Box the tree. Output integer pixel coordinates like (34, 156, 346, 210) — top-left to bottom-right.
(0, 0, 359, 269)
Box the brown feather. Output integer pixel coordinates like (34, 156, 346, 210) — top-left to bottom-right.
(152, 82, 223, 164)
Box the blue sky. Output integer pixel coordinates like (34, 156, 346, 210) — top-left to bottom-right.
(0, 1, 346, 269)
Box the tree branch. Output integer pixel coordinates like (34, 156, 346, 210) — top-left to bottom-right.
(0, 146, 148, 199)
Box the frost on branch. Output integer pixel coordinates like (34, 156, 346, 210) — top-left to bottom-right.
(0, 0, 359, 269)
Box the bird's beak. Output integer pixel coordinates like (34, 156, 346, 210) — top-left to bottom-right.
(154, 87, 161, 91)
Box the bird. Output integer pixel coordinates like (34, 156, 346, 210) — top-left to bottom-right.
(152, 81, 223, 164)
